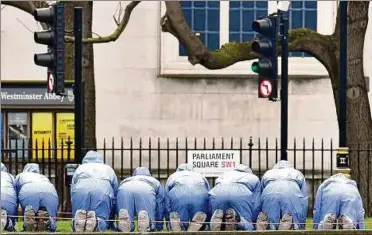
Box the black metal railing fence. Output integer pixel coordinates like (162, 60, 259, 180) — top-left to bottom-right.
(1, 137, 371, 217)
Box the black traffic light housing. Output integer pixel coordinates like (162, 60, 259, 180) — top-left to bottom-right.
(34, 3, 65, 95)
(251, 15, 278, 100)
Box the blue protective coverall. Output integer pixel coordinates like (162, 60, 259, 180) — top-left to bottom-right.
(209, 164, 261, 230)
(71, 151, 119, 231)
(1, 163, 17, 231)
(15, 163, 59, 232)
(260, 160, 308, 230)
(313, 173, 365, 230)
(165, 163, 210, 231)
(116, 167, 164, 231)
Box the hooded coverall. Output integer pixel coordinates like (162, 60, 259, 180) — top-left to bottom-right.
(71, 151, 118, 231)
(313, 173, 365, 230)
(260, 160, 308, 230)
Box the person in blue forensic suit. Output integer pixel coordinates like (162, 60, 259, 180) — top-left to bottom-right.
(15, 163, 59, 232)
(257, 160, 308, 231)
(165, 163, 210, 232)
(208, 164, 261, 231)
(71, 150, 118, 232)
(313, 173, 365, 230)
(1, 163, 17, 232)
(116, 167, 164, 232)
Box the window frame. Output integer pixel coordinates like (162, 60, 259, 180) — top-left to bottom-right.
(1, 109, 75, 160)
(160, 1, 337, 76)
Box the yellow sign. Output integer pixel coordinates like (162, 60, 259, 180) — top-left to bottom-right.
(56, 113, 75, 160)
(32, 112, 53, 159)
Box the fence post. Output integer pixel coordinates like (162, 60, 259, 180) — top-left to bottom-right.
(248, 137, 253, 168)
(66, 138, 73, 162)
(64, 138, 73, 214)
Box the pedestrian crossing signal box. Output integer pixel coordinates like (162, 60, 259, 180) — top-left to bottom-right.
(336, 147, 349, 168)
(65, 164, 80, 186)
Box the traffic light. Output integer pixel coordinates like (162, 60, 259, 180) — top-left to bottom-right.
(251, 15, 278, 99)
(34, 3, 65, 95)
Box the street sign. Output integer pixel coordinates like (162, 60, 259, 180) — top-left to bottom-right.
(259, 79, 273, 98)
(336, 147, 349, 168)
(187, 150, 241, 177)
(47, 71, 55, 93)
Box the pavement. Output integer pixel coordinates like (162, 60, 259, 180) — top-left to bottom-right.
(5, 230, 372, 235)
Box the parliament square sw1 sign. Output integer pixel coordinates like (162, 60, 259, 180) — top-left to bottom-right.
(187, 150, 241, 177)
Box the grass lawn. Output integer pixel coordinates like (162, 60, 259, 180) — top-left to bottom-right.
(13, 218, 372, 232)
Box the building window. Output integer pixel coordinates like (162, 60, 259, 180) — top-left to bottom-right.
(179, 1, 220, 56)
(56, 113, 75, 159)
(1, 110, 75, 160)
(32, 112, 53, 159)
(288, 1, 317, 57)
(160, 1, 333, 76)
(1, 113, 4, 153)
(229, 1, 268, 43)
(7, 112, 29, 158)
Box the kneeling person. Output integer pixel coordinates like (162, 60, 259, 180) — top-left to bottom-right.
(257, 161, 308, 230)
(116, 167, 164, 232)
(313, 173, 365, 230)
(209, 164, 261, 231)
(1, 163, 17, 232)
(71, 151, 118, 232)
(165, 163, 210, 232)
(15, 163, 59, 232)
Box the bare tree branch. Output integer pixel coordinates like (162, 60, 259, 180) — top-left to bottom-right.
(113, 15, 120, 26)
(92, 32, 102, 38)
(113, 1, 122, 26)
(1, 1, 50, 30)
(65, 1, 140, 44)
(16, 18, 34, 33)
(162, 1, 334, 71)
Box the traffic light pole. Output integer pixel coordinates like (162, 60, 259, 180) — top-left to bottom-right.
(74, 7, 84, 163)
(279, 11, 289, 161)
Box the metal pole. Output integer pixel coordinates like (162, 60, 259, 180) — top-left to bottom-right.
(280, 12, 289, 161)
(81, 81, 85, 155)
(335, 1, 350, 177)
(74, 7, 83, 163)
(339, 1, 347, 148)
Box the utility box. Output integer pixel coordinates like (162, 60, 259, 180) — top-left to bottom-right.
(65, 164, 79, 186)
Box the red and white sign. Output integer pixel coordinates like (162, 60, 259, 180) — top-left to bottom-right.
(259, 79, 273, 98)
(47, 71, 55, 93)
(187, 150, 241, 177)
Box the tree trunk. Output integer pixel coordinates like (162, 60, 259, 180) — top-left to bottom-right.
(346, 2, 372, 217)
(64, 2, 96, 151)
(331, 2, 372, 216)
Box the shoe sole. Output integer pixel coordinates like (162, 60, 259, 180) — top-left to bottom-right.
(36, 209, 49, 231)
(338, 215, 354, 230)
(85, 211, 97, 232)
(170, 212, 182, 232)
(256, 212, 269, 231)
(188, 212, 207, 232)
(278, 213, 293, 230)
(138, 210, 150, 232)
(210, 209, 223, 231)
(0, 209, 7, 231)
(224, 208, 236, 231)
(118, 209, 131, 232)
(24, 206, 37, 232)
(74, 209, 87, 232)
(322, 214, 336, 230)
